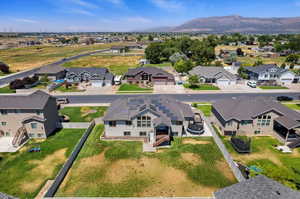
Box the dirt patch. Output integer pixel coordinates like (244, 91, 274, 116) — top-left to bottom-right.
(183, 139, 211, 145)
(22, 148, 67, 193)
(215, 161, 236, 181)
(181, 153, 202, 166)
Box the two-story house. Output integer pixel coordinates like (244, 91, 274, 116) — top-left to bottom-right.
(245, 64, 295, 85)
(123, 67, 175, 86)
(103, 96, 204, 147)
(0, 91, 60, 147)
(212, 97, 300, 143)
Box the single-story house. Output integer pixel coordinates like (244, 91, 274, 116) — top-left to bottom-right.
(0, 91, 60, 147)
(65, 67, 114, 87)
(123, 67, 175, 86)
(103, 96, 204, 146)
(214, 175, 300, 199)
(35, 65, 66, 80)
(245, 64, 295, 85)
(212, 97, 300, 143)
(189, 66, 237, 86)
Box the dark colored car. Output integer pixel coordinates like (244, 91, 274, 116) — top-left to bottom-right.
(276, 96, 293, 101)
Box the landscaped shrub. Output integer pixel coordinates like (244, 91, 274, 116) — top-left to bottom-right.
(0, 61, 9, 73)
(9, 79, 25, 89)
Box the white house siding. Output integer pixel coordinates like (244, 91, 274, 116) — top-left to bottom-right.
(216, 78, 236, 86)
(279, 72, 295, 85)
(90, 80, 104, 87)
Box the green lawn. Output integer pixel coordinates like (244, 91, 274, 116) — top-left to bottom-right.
(259, 86, 289, 90)
(196, 104, 212, 117)
(117, 84, 153, 93)
(0, 128, 86, 198)
(59, 106, 107, 122)
(184, 84, 220, 90)
(283, 103, 300, 110)
(143, 62, 172, 67)
(213, 125, 300, 191)
(0, 86, 16, 93)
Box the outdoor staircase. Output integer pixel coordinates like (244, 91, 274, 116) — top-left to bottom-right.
(288, 138, 300, 149)
(153, 135, 170, 147)
(12, 126, 29, 147)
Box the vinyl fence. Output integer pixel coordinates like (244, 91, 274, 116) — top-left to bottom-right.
(44, 120, 96, 197)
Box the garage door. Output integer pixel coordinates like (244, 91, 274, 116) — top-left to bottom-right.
(91, 82, 103, 87)
(280, 78, 293, 84)
(217, 79, 230, 86)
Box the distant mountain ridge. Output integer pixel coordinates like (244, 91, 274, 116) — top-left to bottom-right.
(142, 15, 300, 33)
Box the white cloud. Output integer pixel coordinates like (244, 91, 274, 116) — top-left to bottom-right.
(104, 0, 123, 5)
(150, 0, 184, 11)
(14, 18, 39, 23)
(125, 17, 153, 23)
(66, 0, 99, 8)
(68, 8, 95, 16)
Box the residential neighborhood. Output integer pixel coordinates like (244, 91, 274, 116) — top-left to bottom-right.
(1, 1, 300, 198)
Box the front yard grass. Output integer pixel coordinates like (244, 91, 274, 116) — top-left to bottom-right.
(0, 128, 86, 198)
(259, 86, 288, 89)
(56, 125, 236, 197)
(193, 103, 212, 117)
(0, 85, 15, 93)
(59, 106, 107, 122)
(184, 84, 220, 90)
(55, 84, 85, 92)
(117, 84, 153, 93)
(213, 125, 300, 191)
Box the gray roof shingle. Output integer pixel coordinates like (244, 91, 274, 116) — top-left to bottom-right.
(35, 65, 65, 75)
(189, 66, 237, 80)
(125, 67, 174, 80)
(0, 90, 52, 110)
(214, 175, 300, 199)
(245, 64, 294, 76)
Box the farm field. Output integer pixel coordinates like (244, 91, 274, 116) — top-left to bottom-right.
(0, 128, 86, 198)
(59, 106, 107, 122)
(63, 55, 143, 75)
(214, 125, 300, 191)
(56, 125, 236, 197)
(0, 43, 120, 72)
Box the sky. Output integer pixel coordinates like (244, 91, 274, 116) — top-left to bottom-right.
(1, 0, 300, 32)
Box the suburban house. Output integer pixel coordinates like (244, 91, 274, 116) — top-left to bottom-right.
(123, 67, 175, 86)
(0, 91, 60, 147)
(35, 65, 66, 80)
(245, 64, 295, 85)
(214, 175, 300, 199)
(103, 96, 204, 147)
(65, 67, 114, 87)
(110, 46, 127, 54)
(189, 66, 237, 86)
(212, 97, 300, 143)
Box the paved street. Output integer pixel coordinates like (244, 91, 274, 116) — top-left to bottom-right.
(55, 92, 300, 103)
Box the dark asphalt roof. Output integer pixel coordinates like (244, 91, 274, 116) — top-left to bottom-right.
(103, 96, 194, 123)
(125, 67, 174, 80)
(0, 192, 18, 199)
(0, 90, 52, 110)
(212, 97, 300, 129)
(35, 65, 65, 75)
(66, 67, 108, 74)
(245, 64, 292, 75)
(22, 116, 46, 123)
(214, 175, 300, 199)
(189, 66, 237, 80)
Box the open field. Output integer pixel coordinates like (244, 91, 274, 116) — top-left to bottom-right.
(57, 125, 236, 197)
(0, 128, 86, 198)
(215, 45, 257, 56)
(63, 55, 143, 75)
(237, 56, 286, 66)
(184, 84, 220, 90)
(214, 126, 300, 191)
(0, 43, 121, 72)
(59, 106, 107, 122)
(259, 86, 289, 90)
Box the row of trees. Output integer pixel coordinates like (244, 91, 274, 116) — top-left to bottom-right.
(9, 75, 39, 89)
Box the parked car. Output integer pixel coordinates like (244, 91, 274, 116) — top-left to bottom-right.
(56, 97, 69, 105)
(114, 75, 122, 85)
(247, 80, 257, 88)
(276, 96, 293, 101)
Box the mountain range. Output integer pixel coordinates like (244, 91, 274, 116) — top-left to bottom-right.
(142, 15, 300, 33)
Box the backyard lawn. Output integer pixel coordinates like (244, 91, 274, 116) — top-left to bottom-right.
(0, 86, 15, 93)
(283, 103, 300, 110)
(0, 128, 86, 198)
(259, 86, 288, 89)
(0, 43, 120, 72)
(63, 55, 143, 75)
(193, 103, 212, 117)
(59, 106, 107, 122)
(117, 84, 153, 93)
(56, 125, 236, 197)
(184, 84, 220, 90)
(213, 125, 300, 191)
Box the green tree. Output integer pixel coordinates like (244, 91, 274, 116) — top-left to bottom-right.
(238, 66, 249, 79)
(148, 35, 154, 41)
(253, 60, 264, 66)
(188, 75, 199, 87)
(214, 61, 223, 66)
(174, 59, 193, 73)
(285, 54, 299, 64)
(145, 43, 162, 64)
(190, 42, 215, 65)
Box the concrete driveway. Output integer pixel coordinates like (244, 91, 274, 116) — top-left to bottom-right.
(0, 137, 19, 152)
(218, 83, 261, 92)
(153, 85, 185, 94)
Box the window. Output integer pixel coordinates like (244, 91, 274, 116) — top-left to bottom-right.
(174, 121, 183, 125)
(254, 130, 261, 134)
(124, 131, 131, 136)
(258, 116, 262, 119)
(137, 116, 151, 127)
(37, 133, 43, 138)
(36, 111, 42, 115)
(241, 120, 253, 126)
(5, 132, 10, 136)
(142, 74, 149, 80)
(139, 132, 147, 136)
(109, 121, 116, 127)
(29, 133, 34, 138)
(31, 123, 37, 129)
(0, 110, 8, 115)
(227, 121, 233, 126)
(1, 122, 7, 126)
(126, 121, 132, 126)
